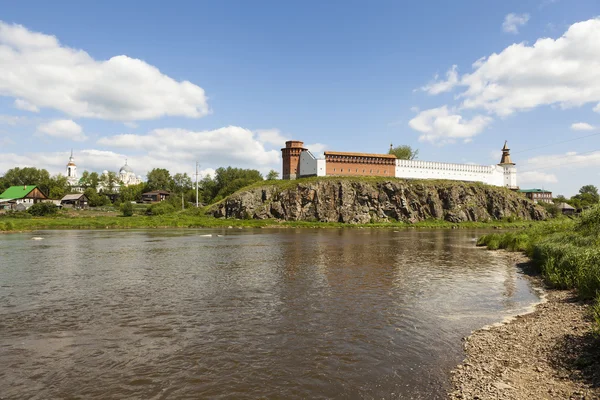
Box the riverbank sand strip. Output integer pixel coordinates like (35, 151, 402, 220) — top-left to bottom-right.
(449, 255, 600, 400)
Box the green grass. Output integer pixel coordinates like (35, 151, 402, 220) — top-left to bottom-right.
(477, 206, 600, 334)
(0, 209, 540, 232)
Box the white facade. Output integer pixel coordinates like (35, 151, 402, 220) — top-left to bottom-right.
(299, 151, 327, 177)
(295, 144, 518, 189)
(394, 159, 516, 188)
(66, 150, 78, 186)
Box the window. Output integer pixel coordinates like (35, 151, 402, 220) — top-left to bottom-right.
(370, 169, 372, 173)
(334, 168, 336, 172)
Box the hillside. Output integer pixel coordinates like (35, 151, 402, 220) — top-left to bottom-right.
(210, 177, 546, 223)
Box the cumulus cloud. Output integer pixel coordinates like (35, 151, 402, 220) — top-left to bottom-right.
(96, 126, 286, 174)
(0, 115, 25, 125)
(37, 119, 87, 141)
(417, 18, 600, 122)
(571, 122, 595, 131)
(0, 21, 209, 121)
(408, 106, 492, 144)
(459, 18, 600, 116)
(256, 129, 290, 146)
(421, 65, 459, 94)
(519, 171, 558, 184)
(14, 98, 39, 112)
(502, 13, 530, 34)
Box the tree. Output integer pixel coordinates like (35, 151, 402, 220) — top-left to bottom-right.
(47, 175, 69, 199)
(389, 145, 418, 160)
(119, 183, 145, 203)
(571, 185, 600, 209)
(266, 170, 279, 180)
(172, 173, 193, 193)
(2, 167, 51, 195)
(84, 188, 110, 207)
(100, 171, 118, 193)
(146, 168, 173, 192)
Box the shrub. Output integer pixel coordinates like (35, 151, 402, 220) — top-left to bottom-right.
(27, 202, 58, 216)
(120, 201, 134, 217)
(146, 201, 176, 216)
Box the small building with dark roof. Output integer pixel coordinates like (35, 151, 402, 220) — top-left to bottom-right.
(142, 190, 171, 203)
(60, 193, 89, 208)
(557, 202, 576, 216)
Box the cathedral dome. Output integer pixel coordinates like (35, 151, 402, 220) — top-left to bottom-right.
(120, 161, 134, 174)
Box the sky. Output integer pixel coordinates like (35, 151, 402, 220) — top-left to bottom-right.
(0, 0, 599, 196)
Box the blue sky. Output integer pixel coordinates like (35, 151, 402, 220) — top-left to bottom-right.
(1, 0, 599, 196)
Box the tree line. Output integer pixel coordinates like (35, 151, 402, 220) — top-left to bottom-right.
(0, 166, 280, 207)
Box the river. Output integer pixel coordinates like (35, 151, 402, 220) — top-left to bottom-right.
(0, 229, 539, 399)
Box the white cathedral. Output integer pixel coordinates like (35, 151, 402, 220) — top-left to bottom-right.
(66, 151, 143, 191)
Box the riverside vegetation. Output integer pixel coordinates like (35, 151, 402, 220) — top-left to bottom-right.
(477, 206, 600, 333)
(1, 177, 547, 231)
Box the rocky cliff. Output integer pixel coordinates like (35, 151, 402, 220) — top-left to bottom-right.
(210, 178, 546, 223)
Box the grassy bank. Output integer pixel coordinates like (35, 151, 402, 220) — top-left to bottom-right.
(0, 208, 540, 232)
(477, 207, 600, 332)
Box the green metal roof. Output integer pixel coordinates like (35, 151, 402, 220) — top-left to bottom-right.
(518, 189, 552, 193)
(0, 185, 38, 199)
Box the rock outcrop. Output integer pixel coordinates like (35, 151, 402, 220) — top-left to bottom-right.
(210, 179, 546, 223)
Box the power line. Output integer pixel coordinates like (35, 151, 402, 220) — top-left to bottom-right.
(519, 148, 600, 173)
(513, 131, 600, 155)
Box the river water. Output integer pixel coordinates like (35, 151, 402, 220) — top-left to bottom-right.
(0, 229, 539, 399)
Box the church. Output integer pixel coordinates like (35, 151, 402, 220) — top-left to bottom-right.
(65, 151, 143, 192)
(281, 141, 518, 189)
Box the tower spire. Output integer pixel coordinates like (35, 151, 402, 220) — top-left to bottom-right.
(499, 140, 514, 165)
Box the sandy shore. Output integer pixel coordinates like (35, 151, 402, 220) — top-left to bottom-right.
(449, 254, 600, 400)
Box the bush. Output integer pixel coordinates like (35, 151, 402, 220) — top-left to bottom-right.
(27, 202, 58, 216)
(120, 201, 134, 217)
(146, 201, 176, 216)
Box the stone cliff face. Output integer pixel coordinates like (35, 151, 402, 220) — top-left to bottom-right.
(211, 179, 546, 223)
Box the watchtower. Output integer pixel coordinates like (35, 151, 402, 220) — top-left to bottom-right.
(281, 140, 307, 180)
(498, 141, 518, 189)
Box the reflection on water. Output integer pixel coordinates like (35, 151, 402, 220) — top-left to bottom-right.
(0, 229, 538, 399)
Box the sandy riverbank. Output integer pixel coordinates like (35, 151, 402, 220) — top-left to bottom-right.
(449, 254, 600, 399)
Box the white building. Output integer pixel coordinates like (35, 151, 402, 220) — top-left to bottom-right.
(66, 152, 143, 191)
(66, 150, 78, 186)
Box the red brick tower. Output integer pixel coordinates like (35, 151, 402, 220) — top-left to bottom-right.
(281, 140, 306, 180)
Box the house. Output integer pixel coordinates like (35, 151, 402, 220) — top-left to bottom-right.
(0, 185, 48, 210)
(557, 202, 576, 216)
(518, 189, 553, 204)
(142, 190, 170, 203)
(60, 193, 89, 208)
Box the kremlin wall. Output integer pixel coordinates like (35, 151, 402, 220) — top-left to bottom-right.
(282, 140, 518, 189)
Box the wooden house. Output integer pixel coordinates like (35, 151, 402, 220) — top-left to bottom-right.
(142, 190, 171, 203)
(0, 185, 48, 210)
(60, 193, 89, 208)
(557, 202, 576, 216)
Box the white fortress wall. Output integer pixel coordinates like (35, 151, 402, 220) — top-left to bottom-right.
(316, 159, 326, 176)
(394, 159, 507, 186)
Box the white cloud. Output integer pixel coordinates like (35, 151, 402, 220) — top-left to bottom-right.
(408, 106, 492, 144)
(410, 106, 420, 113)
(457, 18, 600, 116)
(519, 171, 558, 184)
(123, 121, 138, 129)
(14, 98, 39, 112)
(418, 18, 600, 121)
(571, 122, 595, 131)
(0, 115, 25, 125)
(421, 65, 459, 94)
(97, 126, 282, 170)
(502, 13, 530, 34)
(522, 151, 600, 175)
(256, 129, 290, 146)
(36, 119, 87, 141)
(305, 142, 327, 158)
(0, 21, 209, 121)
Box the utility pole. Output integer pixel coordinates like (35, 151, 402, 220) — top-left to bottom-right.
(195, 161, 199, 208)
